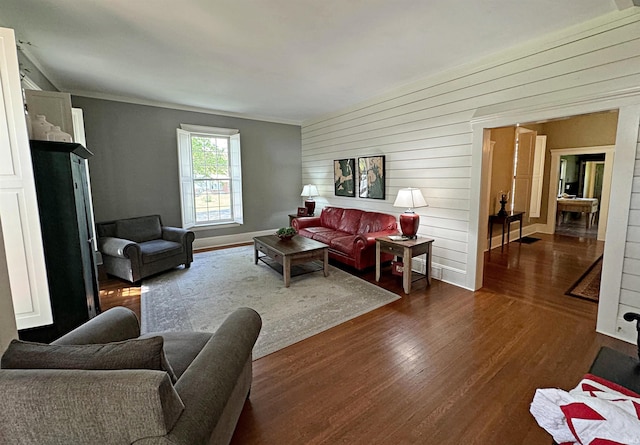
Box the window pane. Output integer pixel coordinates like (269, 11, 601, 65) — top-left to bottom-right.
(194, 179, 232, 223)
(191, 136, 230, 179)
(191, 135, 231, 224)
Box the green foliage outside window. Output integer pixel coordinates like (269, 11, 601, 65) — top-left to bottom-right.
(191, 135, 232, 223)
(191, 136, 229, 178)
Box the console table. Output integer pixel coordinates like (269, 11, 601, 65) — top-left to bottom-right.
(375, 236, 434, 294)
(488, 211, 524, 251)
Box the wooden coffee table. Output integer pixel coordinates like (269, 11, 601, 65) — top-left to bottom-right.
(253, 235, 329, 287)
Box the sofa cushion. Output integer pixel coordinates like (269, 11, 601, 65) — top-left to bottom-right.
(329, 235, 358, 256)
(320, 207, 345, 230)
(140, 239, 184, 264)
(338, 208, 364, 234)
(358, 211, 397, 234)
(313, 230, 352, 246)
(116, 215, 162, 243)
(1, 336, 177, 383)
(297, 226, 334, 239)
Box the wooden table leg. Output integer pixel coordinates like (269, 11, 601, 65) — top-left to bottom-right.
(283, 256, 291, 287)
(403, 246, 411, 294)
(375, 241, 381, 282)
(501, 221, 506, 251)
(254, 243, 258, 264)
(519, 218, 523, 243)
(426, 244, 432, 285)
(488, 220, 492, 251)
(323, 248, 329, 277)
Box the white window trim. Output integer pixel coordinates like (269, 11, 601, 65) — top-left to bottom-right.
(177, 124, 243, 229)
(180, 123, 239, 136)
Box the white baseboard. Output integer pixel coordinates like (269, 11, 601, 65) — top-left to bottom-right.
(409, 257, 467, 288)
(487, 223, 544, 252)
(193, 229, 276, 250)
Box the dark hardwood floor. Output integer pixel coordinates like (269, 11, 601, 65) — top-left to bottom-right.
(98, 234, 635, 444)
(554, 212, 598, 239)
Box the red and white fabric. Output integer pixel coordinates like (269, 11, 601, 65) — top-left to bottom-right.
(530, 374, 640, 445)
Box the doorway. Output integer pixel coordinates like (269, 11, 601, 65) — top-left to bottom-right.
(470, 101, 640, 339)
(555, 153, 610, 239)
(483, 112, 616, 295)
(549, 148, 614, 240)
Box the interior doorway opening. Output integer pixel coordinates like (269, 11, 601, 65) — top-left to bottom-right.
(555, 152, 607, 239)
(480, 110, 618, 307)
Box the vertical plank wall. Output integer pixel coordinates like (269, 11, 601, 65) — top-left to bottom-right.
(301, 8, 640, 291)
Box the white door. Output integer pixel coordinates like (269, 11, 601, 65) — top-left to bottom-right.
(0, 27, 52, 332)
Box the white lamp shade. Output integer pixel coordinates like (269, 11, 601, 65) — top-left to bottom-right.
(393, 188, 427, 210)
(301, 184, 319, 198)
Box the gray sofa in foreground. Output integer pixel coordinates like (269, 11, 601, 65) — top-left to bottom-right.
(0, 306, 262, 445)
(97, 214, 195, 283)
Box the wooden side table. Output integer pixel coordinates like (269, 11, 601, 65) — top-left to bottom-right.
(375, 236, 434, 294)
(488, 211, 524, 251)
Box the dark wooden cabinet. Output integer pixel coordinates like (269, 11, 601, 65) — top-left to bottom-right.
(19, 140, 100, 343)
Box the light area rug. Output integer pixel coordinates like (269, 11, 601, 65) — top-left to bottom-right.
(141, 245, 400, 359)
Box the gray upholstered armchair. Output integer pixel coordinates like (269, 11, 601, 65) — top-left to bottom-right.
(96, 215, 195, 283)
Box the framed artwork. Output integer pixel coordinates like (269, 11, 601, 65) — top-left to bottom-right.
(334, 158, 356, 197)
(358, 155, 385, 199)
(297, 207, 308, 216)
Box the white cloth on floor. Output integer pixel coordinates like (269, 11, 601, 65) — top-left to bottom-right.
(530, 374, 640, 445)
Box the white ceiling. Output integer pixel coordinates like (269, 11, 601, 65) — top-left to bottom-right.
(1, 0, 620, 125)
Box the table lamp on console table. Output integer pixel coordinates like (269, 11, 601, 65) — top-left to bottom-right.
(393, 187, 428, 239)
(301, 184, 319, 216)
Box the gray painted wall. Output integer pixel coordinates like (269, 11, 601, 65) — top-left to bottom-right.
(71, 96, 302, 238)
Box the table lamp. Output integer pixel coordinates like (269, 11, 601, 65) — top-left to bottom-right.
(301, 184, 319, 216)
(393, 188, 428, 239)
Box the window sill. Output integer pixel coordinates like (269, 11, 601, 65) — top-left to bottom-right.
(189, 222, 242, 231)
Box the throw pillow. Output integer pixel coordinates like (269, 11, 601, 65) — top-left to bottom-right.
(1, 336, 177, 383)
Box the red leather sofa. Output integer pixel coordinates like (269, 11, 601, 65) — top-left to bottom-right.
(291, 206, 398, 270)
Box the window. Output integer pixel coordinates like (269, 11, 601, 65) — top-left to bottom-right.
(177, 125, 243, 228)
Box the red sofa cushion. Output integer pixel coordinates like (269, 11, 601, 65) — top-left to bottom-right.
(358, 211, 397, 234)
(338, 209, 364, 234)
(320, 207, 345, 230)
(297, 226, 333, 239)
(313, 230, 351, 246)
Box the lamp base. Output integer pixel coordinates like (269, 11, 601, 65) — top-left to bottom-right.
(497, 199, 508, 217)
(304, 199, 316, 216)
(399, 212, 419, 239)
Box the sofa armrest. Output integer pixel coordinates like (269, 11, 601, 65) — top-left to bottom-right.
(354, 229, 401, 248)
(167, 307, 262, 445)
(0, 369, 184, 444)
(291, 216, 321, 231)
(53, 306, 141, 345)
(162, 226, 195, 245)
(100, 236, 139, 259)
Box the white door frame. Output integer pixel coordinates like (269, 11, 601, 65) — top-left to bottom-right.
(468, 90, 640, 341)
